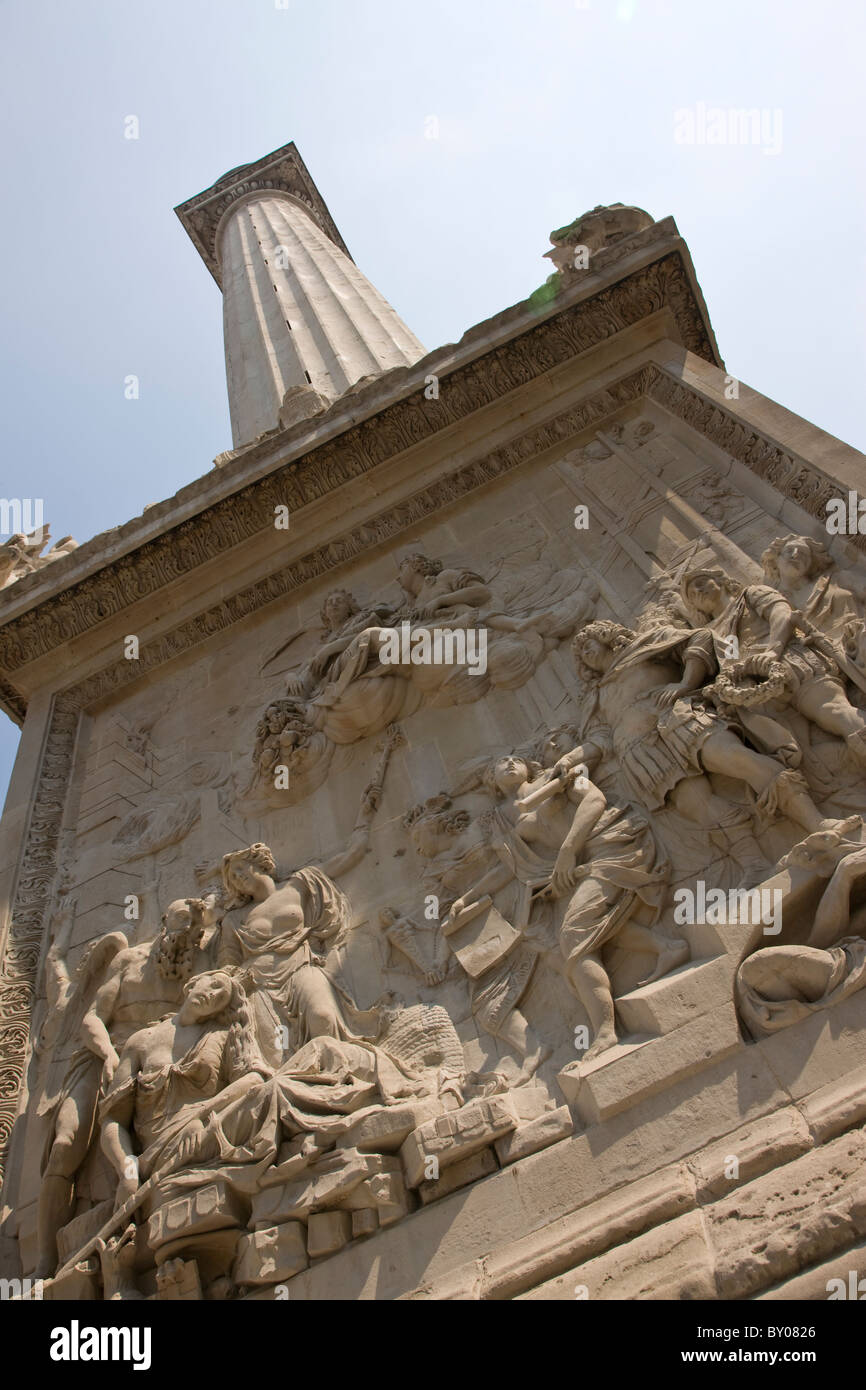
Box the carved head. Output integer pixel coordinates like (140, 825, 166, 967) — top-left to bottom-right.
(398, 553, 442, 594)
(761, 534, 834, 586)
(842, 616, 866, 668)
(484, 753, 541, 800)
(572, 620, 633, 680)
(179, 969, 256, 1073)
(680, 567, 741, 618)
(320, 588, 358, 632)
(537, 724, 579, 767)
(777, 828, 861, 878)
(403, 795, 470, 855)
(221, 843, 277, 908)
(180, 969, 235, 1023)
(155, 899, 207, 980)
(264, 703, 286, 735)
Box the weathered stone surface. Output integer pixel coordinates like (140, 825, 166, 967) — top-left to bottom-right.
(351, 1210, 378, 1239)
(707, 1129, 866, 1298)
(401, 1096, 519, 1188)
(517, 1211, 715, 1301)
(798, 1063, 866, 1144)
(147, 1182, 248, 1252)
(274, 1050, 791, 1301)
(418, 1147, 498, 1204)
(755, 1239, 866, 1301)
(756, 992, 866, 1101)
(339, 1099, 444, 1154)
(43, 1258, 100, 1301)
(688, 1107, 813, 1201)
(307, 1211, 352, 1260)
(154, 1257, 202, 1300)
(511, 1085, 553, 1122)
(616, 956, 734, 1037)
(251, 1152, 388, 1227)
(408, 1160, 696, 1300)
(563, 1003, 741, 1124)
(153, 1227, 240, 1291)
(56, 1199, 113, 1266)
(233, 1222, 307, 1285)
(337, 1169, 411, 1227)
(494, 1107, 574, 1166)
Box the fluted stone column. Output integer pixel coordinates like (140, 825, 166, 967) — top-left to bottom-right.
(176, 144, 427, 449)
(218, 193, 425, 446)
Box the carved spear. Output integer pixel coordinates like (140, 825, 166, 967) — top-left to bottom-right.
(48, 1170, 162, 1286)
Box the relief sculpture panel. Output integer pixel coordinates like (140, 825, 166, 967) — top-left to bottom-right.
(11, 409, 866, 1301)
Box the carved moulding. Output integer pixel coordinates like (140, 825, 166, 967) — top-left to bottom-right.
(646, 369, 866, 556)
(0, 697, 78, 1184)
(5, 369, 660, 735)
(0, 673, 24, 725)
(175, 141, 353, 283)
(1, 356, 858, 716)
(0, 253, 713, 681)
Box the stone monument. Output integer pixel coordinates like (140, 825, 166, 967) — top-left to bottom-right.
(1, 145, 866, 1301)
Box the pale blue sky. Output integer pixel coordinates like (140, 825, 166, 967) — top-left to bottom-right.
(1, 0, 864, 809)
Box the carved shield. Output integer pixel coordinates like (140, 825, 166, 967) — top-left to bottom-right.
(443, 900, 520, 978)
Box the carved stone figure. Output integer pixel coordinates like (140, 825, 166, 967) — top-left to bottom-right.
(570, 619, 838, 874)
(92, 971, 458, 1287)
(248, 700, 318, 788)
(285, 588, 398, 699)
(217, 826, 380, 1067)
(247, 551, 598, 795)
(736, 831, 866, 1036)
(33, 900, 127, 1277)
(391, 787, 547, 1081)
(680, 567, 866, 773)
(0, 527, 78, 592)
(544, 203, 654, 277)
(395, 552, 492, 621)
(100, 970, 271, 1208)
(761, 535, 866, 645)
(394, 550, 597, 655)
(34, 895, 216, 1276)
(11, 145, 866, 1307)
(841, 615, 866, 696)
(450, 749, 683, 1064)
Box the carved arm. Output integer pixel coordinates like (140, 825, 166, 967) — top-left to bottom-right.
(82, 972, 124, 1079)
(100, 1052, 139, 1204)
(760, 596, 797, 659)
(442, 860, 513, 927)
(807, 845, 866, 950)
(654, 654, 712, 707)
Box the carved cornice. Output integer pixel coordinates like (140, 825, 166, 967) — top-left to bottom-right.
(646, 370, 866, 557)
(0, 255, 713, 681)
(175, 141, 352, 285)
(0, 674, 25, 726)
(71, 368, 661, 709)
